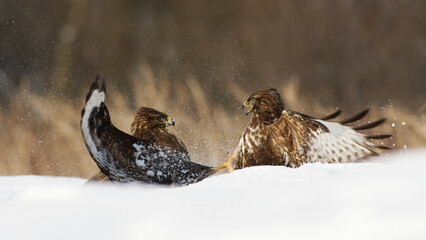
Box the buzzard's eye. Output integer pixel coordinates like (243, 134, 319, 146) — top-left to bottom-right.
(154, 116, 160, 121)
(249, 99, 255, 104)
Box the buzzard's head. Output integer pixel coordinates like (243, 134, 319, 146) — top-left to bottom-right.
(242, 88, 285, 118)
(131, 107, 175, 136)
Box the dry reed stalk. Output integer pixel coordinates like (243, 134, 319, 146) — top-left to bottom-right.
(0, 66, 424, 177)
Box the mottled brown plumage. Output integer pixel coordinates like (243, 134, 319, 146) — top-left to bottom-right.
(131, 107, 189, 155)
(237, 89, 391, 169)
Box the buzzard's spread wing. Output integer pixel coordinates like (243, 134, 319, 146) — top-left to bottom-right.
(238, 89, 391, 169)
(238, 107, 390, 169)
(81, 78, 214, 185)
(271, 110, 380, 167)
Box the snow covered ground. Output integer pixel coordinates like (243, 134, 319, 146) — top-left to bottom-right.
(1, 149, 425, 240)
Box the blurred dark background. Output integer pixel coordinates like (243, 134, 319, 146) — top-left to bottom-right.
(0, 0, 425, 177)
(1, 0, 425, 108)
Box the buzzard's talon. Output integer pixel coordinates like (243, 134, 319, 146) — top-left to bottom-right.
(210, 158, 232, 175)
(210, 153, 238, 175)
(226, 153, 239, 172)
(228, 147, 240, 172)
(226, 154, 235, 172)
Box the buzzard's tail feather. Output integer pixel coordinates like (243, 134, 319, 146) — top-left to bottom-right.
(353, 118, 386, 130)
(321, 110, 342, 120)
(340, 109, 369, 124)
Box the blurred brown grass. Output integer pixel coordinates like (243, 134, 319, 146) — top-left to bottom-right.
(1, 64, 424, 178)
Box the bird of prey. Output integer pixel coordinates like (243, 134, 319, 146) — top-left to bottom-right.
(237, 88, 391, 169)
(81, 77, 227, 185)
(88, 107, 190, 182)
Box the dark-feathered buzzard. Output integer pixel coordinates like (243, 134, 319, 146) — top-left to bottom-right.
(237, 88, 391, 169)
(81, 77, 227, 185)
(88, 107, 190, 182)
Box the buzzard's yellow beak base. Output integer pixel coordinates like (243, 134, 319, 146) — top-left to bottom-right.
(242, 101, 253, 115)
(165, 117, 175, 127)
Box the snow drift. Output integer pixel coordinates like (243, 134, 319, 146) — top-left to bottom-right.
(1, 149, 425, 240)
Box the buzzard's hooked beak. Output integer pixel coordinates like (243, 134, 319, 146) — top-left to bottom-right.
(242, 101, 253, 115)
(165, 116, 175, 127)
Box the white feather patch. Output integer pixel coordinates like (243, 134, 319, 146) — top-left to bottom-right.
(307, 120, 374, 163)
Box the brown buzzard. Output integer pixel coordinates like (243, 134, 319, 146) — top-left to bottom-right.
(81, 77, 227, 185)
(237, 89, 391, 169)
(88, 107, 190, 182)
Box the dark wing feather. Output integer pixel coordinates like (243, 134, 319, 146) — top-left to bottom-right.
(340, 109, 369, 124)
(353, 118, 386, 130)
(366, 134, 392, 140)
(288, 109, 341, 121)
(321, 110, 342, 120)
(81, 79, 213, 185)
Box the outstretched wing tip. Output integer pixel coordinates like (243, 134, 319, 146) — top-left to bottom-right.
(374, 145, 392, 150)
(353, 118, 386, 131)
(367, 134, 392, 140)
(321, 109, 342, 120)
(340, 109, 369, 124)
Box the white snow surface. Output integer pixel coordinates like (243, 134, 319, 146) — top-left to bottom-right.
(1, 149, 426, 240)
